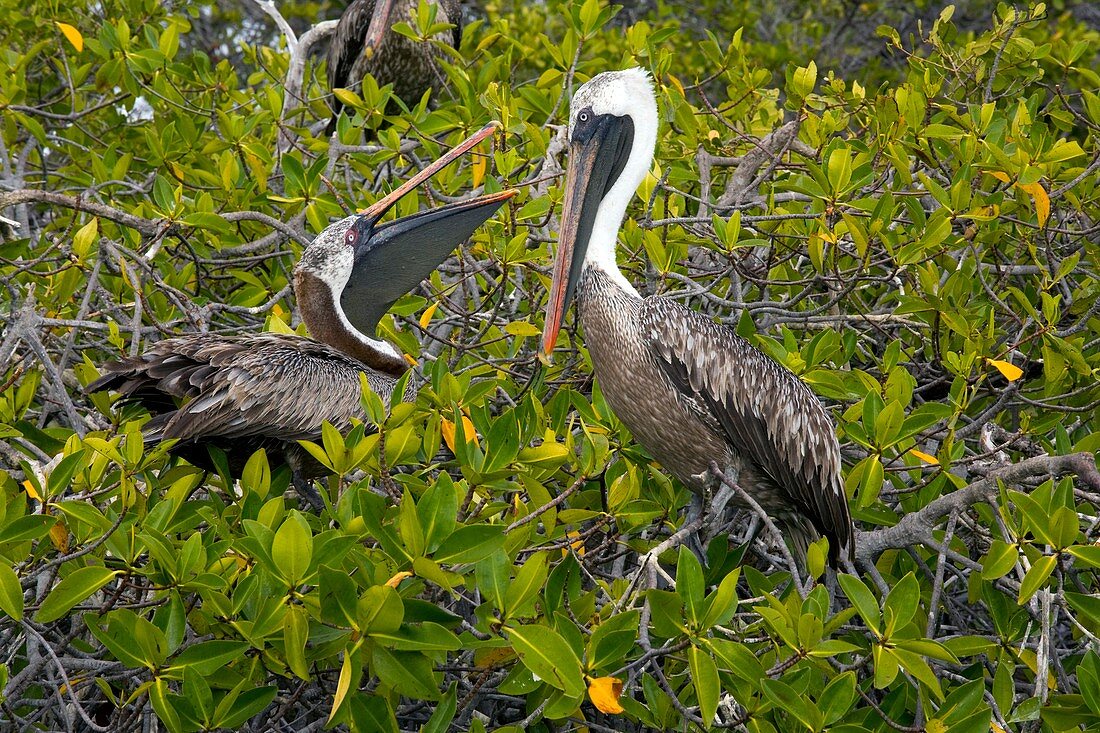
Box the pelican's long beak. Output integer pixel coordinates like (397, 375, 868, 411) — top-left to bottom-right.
(540, 114, 635, 359)
(362, 0, 398, 59)
(340, 123, 514, 337)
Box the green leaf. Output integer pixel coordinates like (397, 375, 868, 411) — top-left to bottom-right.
(372, 646, 440, 700)
(35, 566, 119, 623)
(883, 571, 920, 632)
(503, 553, 548, 620)
(357, 585, 404, 634)
(169, 641, 250, 676)
(505, 624, 584, 697)
(272, 511, 313, 586)
(284, 604, 311, 680)
(688, 644, 719, 725)
(1017, 554, 1056, 604)
(0, 564, 24, 620)
(677, 544, 705, 626)
(433, 525, 505, 564)
(981, 540, 1019, 579)
(837, 573, 880, 633)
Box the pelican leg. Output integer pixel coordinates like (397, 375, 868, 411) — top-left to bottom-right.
(684, 492, 708, 565)
(621, 476, 737, 599)
(292, 473, 326, 513)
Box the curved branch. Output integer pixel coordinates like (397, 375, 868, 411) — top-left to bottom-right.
(855, 452, 1100, 563)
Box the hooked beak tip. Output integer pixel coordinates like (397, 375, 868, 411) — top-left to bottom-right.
(537, 349, 554, 366)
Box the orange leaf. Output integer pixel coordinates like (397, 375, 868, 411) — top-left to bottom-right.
(441, 415, 476, 453)
(385, 571, 413, 588)
(22, 480, 40, 501)
(587, 676, 625, 714)
(55, 22, 83, 52)
(908, 449, 939, 465)
(988, 359, 1023, 382)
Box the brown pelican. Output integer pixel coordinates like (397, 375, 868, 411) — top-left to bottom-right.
(540, 69, 855, 566)
(326, 0, 460, 132)
(89, 123, 513, 508)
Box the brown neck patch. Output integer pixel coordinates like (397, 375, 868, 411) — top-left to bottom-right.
(294, 270, 409, 378)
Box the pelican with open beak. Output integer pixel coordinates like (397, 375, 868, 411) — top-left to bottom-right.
(90, 123, 514, 509)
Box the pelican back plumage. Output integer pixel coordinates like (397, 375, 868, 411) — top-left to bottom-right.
(327, 0, 461, 127)
(87, 333, 411, 477)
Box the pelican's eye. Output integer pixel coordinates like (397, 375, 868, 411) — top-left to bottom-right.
(345, 227, 358, 246)
(578, 111, 590, 123)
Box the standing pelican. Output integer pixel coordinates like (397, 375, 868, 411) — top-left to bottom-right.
(540, 69, 854, 566)
(89, 124, 513, 507)
(327, 0, 461, 132)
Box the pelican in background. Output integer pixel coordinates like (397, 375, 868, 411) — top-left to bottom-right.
(540, 69, 854, 567)
(89, 123, 513, 508)
(327, 0, 461, 133)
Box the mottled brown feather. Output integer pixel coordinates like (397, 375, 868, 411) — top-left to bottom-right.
(576, 268, 854, 565)
(326, 0, 461, 126)
(87, 332, 411, 478)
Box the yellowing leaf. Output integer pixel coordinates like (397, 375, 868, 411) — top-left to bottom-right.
(988, 170, 1011, 183)
(72, 218, 98, 259)
(332, 88, 362, 108)
(587, 676, 624, 714)
(667, 74, 685, 97)
(988, 359, 1023, 382)
(22, 480, 40, 501)
(562, 530, 585, 558)
(49, 520, 69, 553)
(504, 320, 540, 337)
(385, 571, 413, 588)
(908, 449, 939, 465)
(1018, 181, 1050, 227)
(328, 643, 358, 723)
(472, 153, 487, 189)
(55, 22, 83, 52)
(419, 302, 439, 329)
(441, 416, 476, 453)
(707, 129, 720, 141)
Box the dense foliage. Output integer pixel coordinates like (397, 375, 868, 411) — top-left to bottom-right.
(2, 0, 1098, 730)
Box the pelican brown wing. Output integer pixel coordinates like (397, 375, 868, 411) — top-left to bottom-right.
(640, 298, 854, 563)
(88, 333, 387, 444)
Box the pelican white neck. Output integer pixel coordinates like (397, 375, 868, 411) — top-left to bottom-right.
(567, 68, 658, 297)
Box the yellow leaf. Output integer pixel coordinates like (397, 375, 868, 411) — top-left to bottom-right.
(587, 676, 624, 714)
(22, 480, 40, 501)
(327, 643, 359, 724)
(707, 129, 720, 141)
(1018, 181, 1050, 227)
(72, 218, 98, 260)
(50, 519, 69, 553)
(332, 88, 362, 108)
(667, 74, 685, 97)
(504, 320, 540, 337)
(988, 358, 1023, 382)
(562, 530, 585, 558)
(908, 449, 939, 465)
(402, 353, 417, 367)
(55, 22, 83, 52)
(441, 416, 476, 453)
(419, 302, 439, 330)
(385, 571, 413, 588)
(472, 153, 487, 189)
(988, 170, 1011, 183)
